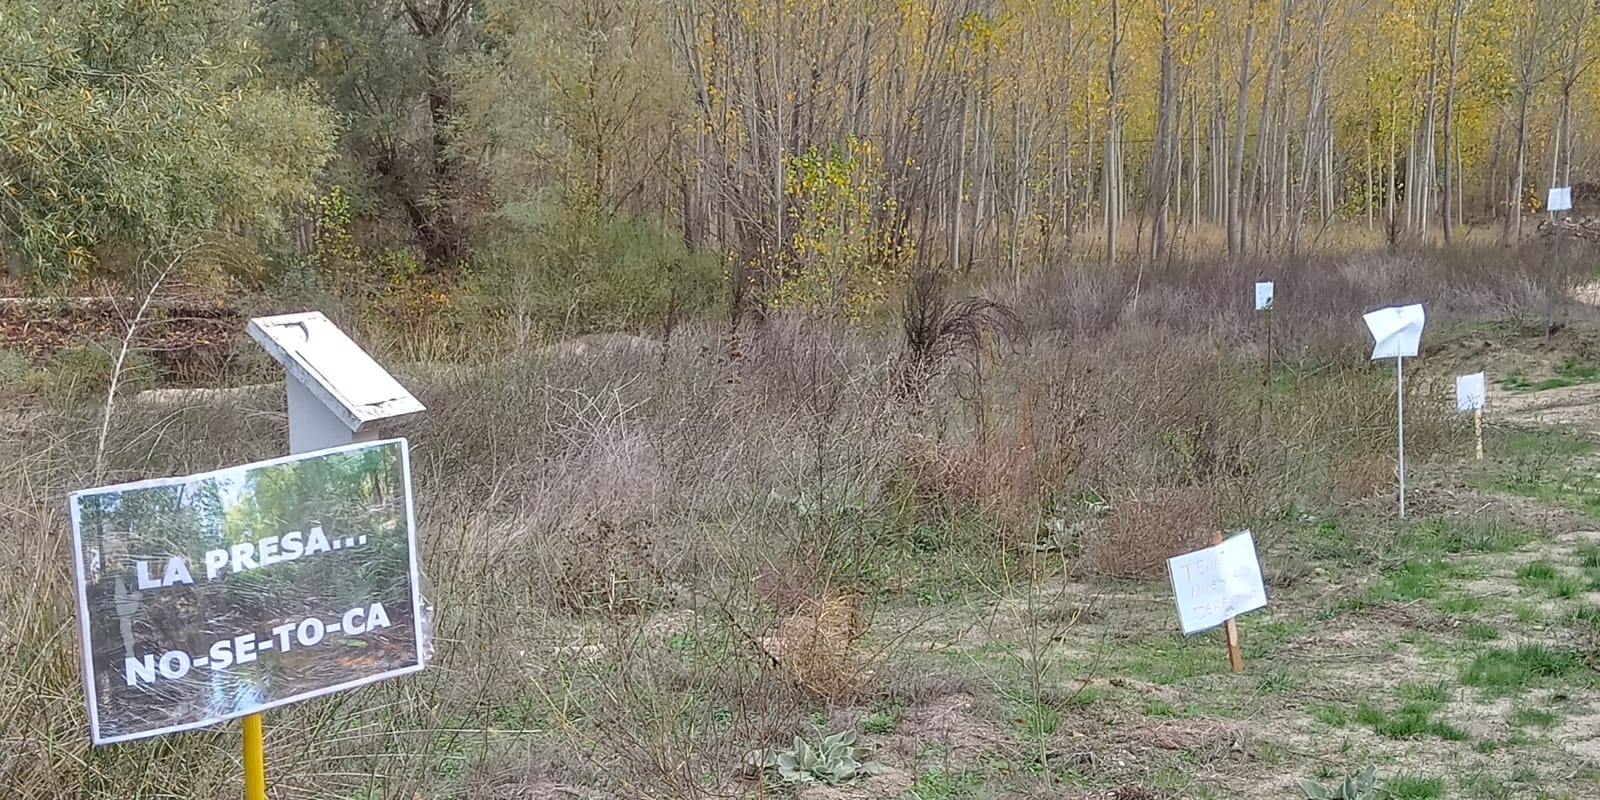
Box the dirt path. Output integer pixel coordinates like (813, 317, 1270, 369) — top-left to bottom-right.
(1491, 382, 1600, 434)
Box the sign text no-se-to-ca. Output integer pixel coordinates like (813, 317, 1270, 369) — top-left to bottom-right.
(71, 439, 426, 745)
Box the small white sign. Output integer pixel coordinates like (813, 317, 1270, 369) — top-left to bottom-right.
(1363, 304, 1427, 360)
(1168, 531, 1269, 635)
(1550, 186, 1573, 212)
(1255, 281, 1275, 312)
(1456, 372, 1487, 412)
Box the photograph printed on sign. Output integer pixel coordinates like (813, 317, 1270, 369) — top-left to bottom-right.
(69, 439, 425, 744)
(1254, 281, 1274, 311)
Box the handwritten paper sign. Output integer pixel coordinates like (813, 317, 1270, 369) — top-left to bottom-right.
(1456, 372, 1486, 413)
(1167, 532, 1269, 635)
(1549, 186, 1573, 212)
(70, 440, 426, 744)
(1363, 304, 1427, 360)
(1255, 281, 1275, 311)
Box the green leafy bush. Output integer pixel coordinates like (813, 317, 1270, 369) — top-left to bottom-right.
(469, 192, 723, 339)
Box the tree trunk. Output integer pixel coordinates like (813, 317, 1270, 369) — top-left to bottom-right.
(1150, 0, 1177, 263)
(1105, 0, 1123, 268)
(1441, 0, 1467, 244)
(1227, 1, 1258, 258)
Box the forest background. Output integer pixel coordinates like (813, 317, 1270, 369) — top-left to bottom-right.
(14, 2, 1600, 799)
(6, 0, 1600, 333)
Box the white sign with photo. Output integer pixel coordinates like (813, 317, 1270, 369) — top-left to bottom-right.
(1255, 281, 1275, 312)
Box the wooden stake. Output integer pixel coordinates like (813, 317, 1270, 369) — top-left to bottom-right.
(1213, 532, 1246, 673)
(1474, 407, 1484, 460)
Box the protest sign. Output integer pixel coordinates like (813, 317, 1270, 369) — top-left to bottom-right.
(1458, 372, 1488, 459)
(1363, 304, 1426, 360)
(1549, 186, 1573, 212)
(1254, 281, 1274, 312)
(1456, 372, 1486, 413)
(70, 439, 425, 745)
(1167, 532, 1268, 636)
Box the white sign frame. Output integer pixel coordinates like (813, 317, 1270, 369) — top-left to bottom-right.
(70, 439, 426, 745)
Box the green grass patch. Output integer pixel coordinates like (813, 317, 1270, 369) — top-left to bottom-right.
(1580, 544, 1600, 569)
(1496, 426, 1595, 459)
(1388, 774, 1452, 800)
(862, 708, 899, 735)
(1240, 617, 1311, 660)
(1518, 561, 1560, 584)
(1573, 604, 1600, 631)
(1013, 700, 1061, 739)
(1397, 681, 1452, 704)
(1310, 704, 1349, 727)
(1439, 594, 1485, 614)
(1362, 559, 1459, 605)
(1116, 638, 1226, 685)
(1463, 623, 1501, 641)
(1512, 707, 1558, 728)
(1518, 561, 1589, 598)
(1456, 771, 1508, 799)
(1406, 518, 1534, 555)
(1143, 699, 1179, 718)
(1357, 700, 1469, 741)
(1482, 427, 1600, 518)
(904, 767, 981, 800)
(1461, 645, 1584, 696)
(1386, 775, 1445, 799)
(1501, 360, 1600, 392)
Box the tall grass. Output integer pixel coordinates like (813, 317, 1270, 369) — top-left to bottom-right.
(0, 247, 1567, 797)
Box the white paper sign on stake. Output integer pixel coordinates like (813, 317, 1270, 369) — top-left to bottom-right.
(1363, 304, 1427, 360)
(1254, 281, 1275, 311)
(1456, 372, 1487, 413)
(1549, 186, 1573, 212)
(1167, 531, 1269, 635)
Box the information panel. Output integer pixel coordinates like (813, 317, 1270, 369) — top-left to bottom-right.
(70, 439, 425, 744)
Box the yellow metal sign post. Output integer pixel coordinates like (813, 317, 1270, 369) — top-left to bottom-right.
(244, 714, 266, 800)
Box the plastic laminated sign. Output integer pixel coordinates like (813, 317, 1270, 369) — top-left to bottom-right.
(1254, 281, 1275, 311)
(1456, 372, 1487, 413)
(69, 439, 431, 745)
(1550, 186, 1573, 212)
(1363, 304, 1427, 360)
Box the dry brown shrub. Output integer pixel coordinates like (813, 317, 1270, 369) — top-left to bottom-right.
(760, 593, 868, 699)
(886, 369, 1092, 548)
(554, 516, 661, 617)
(1329, 452, 1395, 504)
(1079, 488, 1218, 580)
